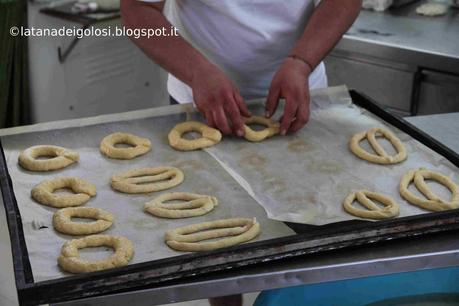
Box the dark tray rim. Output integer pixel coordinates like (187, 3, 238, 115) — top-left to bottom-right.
(2, 90, 459, 306)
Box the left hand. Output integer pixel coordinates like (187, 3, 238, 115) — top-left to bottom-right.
(265, 57, 312, 135)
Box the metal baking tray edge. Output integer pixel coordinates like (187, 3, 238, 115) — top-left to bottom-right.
(2, 90, 459, 306)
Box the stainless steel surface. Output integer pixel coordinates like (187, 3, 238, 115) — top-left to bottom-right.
(52, 112, 459, 306)
(417, 70, 459, 115)
(339, 2, 459, 74)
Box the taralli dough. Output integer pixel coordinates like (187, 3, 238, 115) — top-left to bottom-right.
(343, 190, 400, 220)
(111, 167, 184, 194)
(165, 217, 260, 252)
(243, 116, 280, 142)
(400, 168, 459, 211)
(31, 177, 97, 208)
(144, 192, 218, 218)
(53, 207, 114, 235)
(168, 121, 222, 151)
(416, 3, 448, 16)
(100, 132, 151, 160)
(349, 127, 407, 164)
(18, 145, 79, 171)
(58, 235, 134, 273)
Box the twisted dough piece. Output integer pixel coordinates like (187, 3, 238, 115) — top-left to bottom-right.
(349, 128, 407, 165)
(400, 168, 459, 211)
(100, 132, 151, 159)
(343, 190, 400, 220)
(111, 167, 184, 193)
(168, 121, 222, 151)
(18, 145, 79, 171)
(243, 116, 280, 142)
(144, 192, 218, 218)
(58, 235, 134, 273)
(53, 207, 114, 235)
(31, 177, 97, 208)
(165, 217, 260, 252)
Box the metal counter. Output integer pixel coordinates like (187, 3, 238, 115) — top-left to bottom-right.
(337, 1, 459, 74)
(50, 112, 459, 306)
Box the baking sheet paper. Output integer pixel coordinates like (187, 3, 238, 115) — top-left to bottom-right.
(1, 86, 458, 282)
(204, 86, 459, 224)
(1, 110, 293, 282)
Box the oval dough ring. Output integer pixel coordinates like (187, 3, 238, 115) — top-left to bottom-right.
(399, 168, 459, 211)
(31, 177, 97, 208)
(144, 192, 218, 218)
(58, 234, 134, 273)
(165, 217, 260, 252)
(18, 145, 79, 171)
(100, 132, 151, 160)
(343, 190, 400, 220)
(243, 116, 280, 142)
(53, 207, 114, 235)
(168, 121, 222, 151)
(111, 166, 184, 194)
(349, 127, 407, 164)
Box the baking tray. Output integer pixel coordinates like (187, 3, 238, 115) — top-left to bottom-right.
(2, 90, 459, 306)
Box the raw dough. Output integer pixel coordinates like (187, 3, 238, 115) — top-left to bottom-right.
(168, 121, 222, 151)
(343, 190, 399, 220)
(111, 167, 184, 193)
(31, 177, 97, 208)
(349, 127, 407, 164)
(243, 116, 280, 142)
(416, 3, 448, 16)
(100, 132, 151, 159)
(58, 234, 134, 273)
(144, 192, 218, 218)
(165, 217, 260, 252)
(400, 168, 459, 211)
(53, 207, 114, 235)
(18, 145, 79, 171)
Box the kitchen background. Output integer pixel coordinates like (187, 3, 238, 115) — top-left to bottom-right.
(3, 0, 459, 126)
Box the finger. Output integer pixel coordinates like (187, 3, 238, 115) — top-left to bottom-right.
(224, 99, 245, 137)
(234, 92, 251, 117)
(280, 97, 298, 135)
(213, 107, 232, 135)
(288, 100, 310, 133)
(205, 111, 216, 128)
(265, 85, 280, 118)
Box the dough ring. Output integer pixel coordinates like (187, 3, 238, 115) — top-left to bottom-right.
(400, 168, 459, 211)
(58, 234, 134, 273)
(165, 217, 260, 252)
(111, 167, 184, 193)
(100, 132, 151, 160)
(53, 207, 114, 235)
(349, 127, 407, 164)
(243, 116, 280, 142)
(343, 190, 400, 220)
(144, 192, 218, 218)
(168, 121, 222, 151)
(18, 145, 79, 171)
(31, 177, 97, 208)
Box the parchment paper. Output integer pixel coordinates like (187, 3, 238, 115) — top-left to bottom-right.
(205, 86, 459, 224)
(1, 111, 293, 282)
(1, 86, 458, 282)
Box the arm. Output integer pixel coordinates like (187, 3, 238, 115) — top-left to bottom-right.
(266, 0, 362, 134)
(120, 0, 250, 135)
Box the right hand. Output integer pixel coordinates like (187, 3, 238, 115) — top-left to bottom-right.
(191, 64, 250, 136)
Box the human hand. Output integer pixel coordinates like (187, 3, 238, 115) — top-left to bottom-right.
(265, 57, 312, 135)
(191, 64, 250, 136)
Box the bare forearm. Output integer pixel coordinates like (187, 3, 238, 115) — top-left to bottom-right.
(120, 0, 213, 86)
(291, 0, 362, 70)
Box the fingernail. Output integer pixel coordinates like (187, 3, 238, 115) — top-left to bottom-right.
(265, 111, 270, 117)
(236, 129, 244, 137)
(280, 129, 286, 136)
